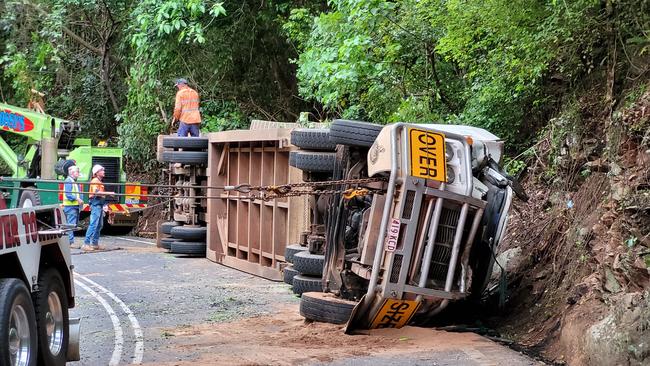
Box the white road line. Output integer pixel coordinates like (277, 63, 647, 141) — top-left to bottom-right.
(76, 273, 145, 364)
(107, 236, 156, 246)
(74, 279, 124, 366)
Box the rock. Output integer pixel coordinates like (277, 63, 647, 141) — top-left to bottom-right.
(600, 211, 617, 227)
(612, 183, 630, 201)
(491, 247, 524, 281)
(592, 223, 608, 237)
(604, 268, 621, 293)
(609, 162, 622, 176)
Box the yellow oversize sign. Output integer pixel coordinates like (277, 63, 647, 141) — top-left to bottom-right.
(408, 128, 446, 182)
(370, 299, 421, 329)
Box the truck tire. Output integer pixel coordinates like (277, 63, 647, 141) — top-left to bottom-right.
(290, 129, 336, 151)
(33, 269, 68, 366)
(292, 251, 325, 276)
(160, 238, 181, 250)
(283, 266, 299, 285)
(330, 119, 383, 147)
(162, 137, 209, 150)
(0, 278, 38, 366)
(289, 151, 336, 173)
(161, 221, 181, 235)
(170, 241, 206, 256)
(161, 151, 208, 165)
(292, 275, 323, 295)
(19, 188, 41, 208)
(284, 244, 307, 264)
(170, 226, 207, 241)
(299, 292, 356, 325)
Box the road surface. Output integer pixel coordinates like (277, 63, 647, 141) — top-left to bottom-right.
(68, 236, 544, 365)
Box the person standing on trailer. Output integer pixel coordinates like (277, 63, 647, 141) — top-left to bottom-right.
(82, 164, 115, 251)
(172, 78, 202, 137)
(63, 165, 84, 248)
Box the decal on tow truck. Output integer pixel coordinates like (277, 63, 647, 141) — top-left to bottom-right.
(408, 128, 446, 182)
(0, 109, 35, 132)
(0, 212, 38, 251)
(369, 299, 421, 329)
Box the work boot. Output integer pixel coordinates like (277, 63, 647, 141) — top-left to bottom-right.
(81, 245, 95, 252)
(95, 245, 107, 251)
(70, 242, 81, 249)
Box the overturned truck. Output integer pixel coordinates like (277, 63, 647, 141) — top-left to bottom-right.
(289, 120, 525, 331)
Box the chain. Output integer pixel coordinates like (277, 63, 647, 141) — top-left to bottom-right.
(228, 177, 387, 201)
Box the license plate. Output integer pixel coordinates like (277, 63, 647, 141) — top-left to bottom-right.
(385, 218, 400, 252)
(408, 128, 446, 182)
(370, 299, 421, 329)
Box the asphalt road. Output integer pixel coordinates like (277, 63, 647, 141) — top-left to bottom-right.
(67, 236, 543, 366)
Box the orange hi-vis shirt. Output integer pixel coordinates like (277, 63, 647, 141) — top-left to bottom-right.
(173, 87, 202, 124)
(89, 178, 105, 198)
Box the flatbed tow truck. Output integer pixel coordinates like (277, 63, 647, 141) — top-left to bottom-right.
(0, 199, 79, 366)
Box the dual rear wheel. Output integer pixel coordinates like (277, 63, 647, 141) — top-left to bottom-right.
(0, 269, 69, 366)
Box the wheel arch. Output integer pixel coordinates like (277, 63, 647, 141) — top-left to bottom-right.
(0, 252, 30, 288)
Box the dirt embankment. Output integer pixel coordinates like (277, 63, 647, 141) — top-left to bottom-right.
(495, 89, 650, 365)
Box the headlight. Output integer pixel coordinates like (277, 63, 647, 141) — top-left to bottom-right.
(446, 165, 455, 184)
(445, 143, 454, 161)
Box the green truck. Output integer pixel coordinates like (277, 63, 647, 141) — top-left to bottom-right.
(0, 102, 146, 230)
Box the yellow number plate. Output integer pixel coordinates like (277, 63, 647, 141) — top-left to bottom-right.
(370, 299, 421, 329)
(409, 128, 446, 182)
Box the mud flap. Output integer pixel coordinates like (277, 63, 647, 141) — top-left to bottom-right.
(345, 294, 421, 334)
(67, 317, 81, 361)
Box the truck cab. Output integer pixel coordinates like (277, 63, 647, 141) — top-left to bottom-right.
(290, 120, 524, 330)
(0, 201, 80, 365)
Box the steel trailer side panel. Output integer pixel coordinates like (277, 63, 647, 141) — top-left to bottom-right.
(206, 129, 309, 280)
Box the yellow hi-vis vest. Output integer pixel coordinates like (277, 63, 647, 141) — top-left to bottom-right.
(63, 180, 81, 206)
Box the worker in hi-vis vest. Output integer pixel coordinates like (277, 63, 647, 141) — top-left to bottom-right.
(63, 165, 84, 247)
(172, 78, 202, 137)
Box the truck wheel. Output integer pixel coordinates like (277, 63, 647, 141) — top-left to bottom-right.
(161, 221, 181, 235)
(330, 119, 383, 147)
(289, 151, 336, 173)
(19, 189, 41, 208)
(292, 275, 322, 295)
(162, 137, 209, 150)
(170, 241, 206, 256)
(161, 151, 208, 165)
(160, 238, 181, 250)
(292, 251, 325, 276)
(284, 244, 307, 264)
(283, 266, 299, 285)
(33, 269, 68, 366)
(290, 129, 336, 151)
(299, 292, 356, 325)
(0, 278, 38, 366)
(170, 226, 207, 241)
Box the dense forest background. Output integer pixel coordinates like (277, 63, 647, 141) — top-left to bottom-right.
(0, 0, 648, 169)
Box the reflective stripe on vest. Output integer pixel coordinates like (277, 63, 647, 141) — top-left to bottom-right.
(63, 182, 80, 206)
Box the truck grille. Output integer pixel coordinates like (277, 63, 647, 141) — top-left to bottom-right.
(428, 207, 460, 282)
(92, 157, 121, 203)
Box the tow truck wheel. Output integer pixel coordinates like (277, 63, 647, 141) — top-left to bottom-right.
(33, 269, 68, 366)
(299, 292, 356, 325)
(19, 189, 41, 208)
(0, 278, 38, 366)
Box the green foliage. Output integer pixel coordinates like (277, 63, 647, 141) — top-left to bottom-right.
(201, 100, 248, 133)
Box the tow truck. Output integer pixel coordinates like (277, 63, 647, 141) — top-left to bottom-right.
(0, 102, 147, 231)
(0, 198, 80, 366)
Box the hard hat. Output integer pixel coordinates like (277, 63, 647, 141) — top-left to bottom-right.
(174, 78, 188, 86)
(92, 164, 104, 175)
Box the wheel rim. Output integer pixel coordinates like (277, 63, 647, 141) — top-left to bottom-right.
(46, 291, 64, 356)
(9, 303, 31, 366)
(22, 198, 33, 208)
